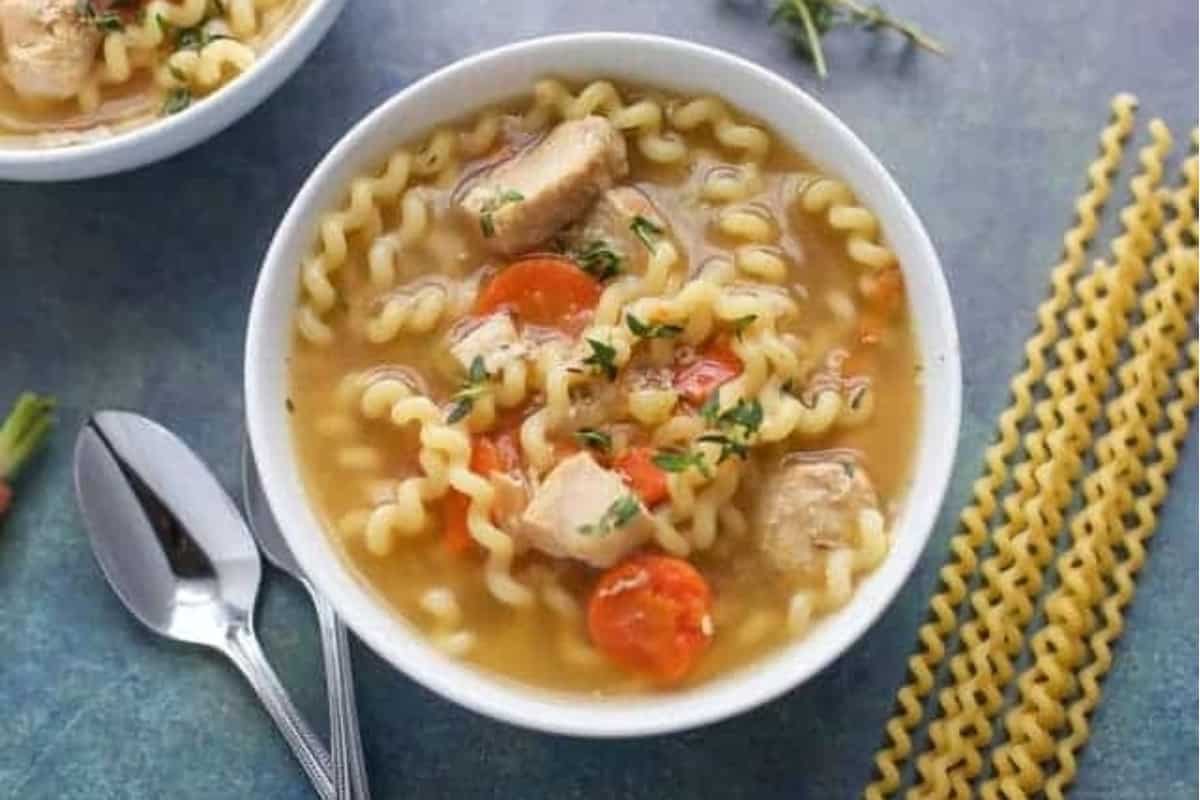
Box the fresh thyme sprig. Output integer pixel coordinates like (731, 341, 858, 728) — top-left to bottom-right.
(446, 355, 490, 424)
(770, 0, 946, 79)
(578, 494, 641, 536)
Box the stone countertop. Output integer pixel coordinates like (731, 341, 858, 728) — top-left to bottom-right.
(1, 2, 1196, 798)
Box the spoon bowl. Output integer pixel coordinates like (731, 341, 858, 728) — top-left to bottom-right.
(75, 411, 259, 649)
(74, 411, 334, 799)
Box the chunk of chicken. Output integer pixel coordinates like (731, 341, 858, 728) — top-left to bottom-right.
(518, 452, 652, 567)
(459, 116, 629, 256)
(0, 0, 101, 101)
(446, 312, 526, 374)
(756, 458, 878, 571)
(562, 185, 666, 274)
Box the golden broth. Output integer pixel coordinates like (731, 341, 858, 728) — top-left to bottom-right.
(288, 83, 921, 694)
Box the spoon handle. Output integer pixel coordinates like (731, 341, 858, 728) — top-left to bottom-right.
(226, 624, 335, 800)
(313, 591, 371, 799)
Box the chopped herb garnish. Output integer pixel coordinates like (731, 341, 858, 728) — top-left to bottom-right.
(732, 314, 758, 339)
(574, 428, 612, 453)
(174, 25, 229, 51)
(697, 433, 749, 464)
(630, 215, 664, 250)
(168, 64, 188, 83)
(699, 392, 721, 425)
(285, 398, 295, 414)
(96, 12, 125, 31)
(694, 397, 763, 463)
(652, 448, 712, 478)
(582, 338, 618, 381)
(578, 493, 641, 536)
(719, 398, 764, 437)
(478, 189, 524, 238)
(161, 88, 192, 116)
(625, 312, 683, 340)
(446, 355, 490, 424)
(842, 461, 857, 479)
(76, 1, 126, 32)
(573, 240, 622, 282)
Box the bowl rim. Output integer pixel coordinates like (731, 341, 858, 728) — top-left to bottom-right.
(0, 0, 346, 182)
(246, 31, 962, 738)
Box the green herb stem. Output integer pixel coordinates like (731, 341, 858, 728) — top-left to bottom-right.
(0, 393, 55, 479)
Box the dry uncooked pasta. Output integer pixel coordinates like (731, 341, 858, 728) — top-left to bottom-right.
(865, 100, 1198, 800)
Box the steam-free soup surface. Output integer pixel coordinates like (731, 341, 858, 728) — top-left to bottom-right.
(288, 81, 921, 693)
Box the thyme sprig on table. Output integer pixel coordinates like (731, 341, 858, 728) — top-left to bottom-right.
(770, 0, 946, 79)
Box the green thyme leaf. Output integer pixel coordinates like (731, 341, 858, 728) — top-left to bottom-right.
(630, 215, 664, 250)
(652, 448, 712, 478)
(573, 240, 622, 281)
(770, 0, 946, 80)
(578, 493, 641, 536)
(574, 428, 612, 453)
(697, 433, 748, 464)
(478, 188, 524, 238)
(732, 314, 758, 339)
(76, 1, 126, 32)
(161, 88, 192, 116)
(699, 392, 721, 425)
(446, 355, 491, 424)
(719, 398, 764, 437)
(625, 313, 683, 340)
(467, 354, 488, 384)
(582, 338, 619, 381)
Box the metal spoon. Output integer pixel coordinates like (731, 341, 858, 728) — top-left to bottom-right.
(73, 411, 334, 800)
(241, 437, 371, 800)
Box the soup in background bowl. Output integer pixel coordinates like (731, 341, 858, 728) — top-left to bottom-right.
(0, 0, 344, 180)
(246, 32, 961, 737)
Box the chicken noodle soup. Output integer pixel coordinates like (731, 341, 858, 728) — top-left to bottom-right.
(288, 80, 922, 692)
(0, 0, 306, 147)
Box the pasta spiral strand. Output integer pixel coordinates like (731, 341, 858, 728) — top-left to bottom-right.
(522, 79, 690, 164)
(911, 118, 1172, 800)
(981, 142, 1199, 800)
(863, 93, 1138, 800)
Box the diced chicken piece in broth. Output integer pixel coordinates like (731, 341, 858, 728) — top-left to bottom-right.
(459, 116, 629, 256)
(518, 452, 652, 568)
(756, 458, 879, 572)
(0, 0, 101, 101)
(562, 185, 667, 273)
(446, 313, 526, 374)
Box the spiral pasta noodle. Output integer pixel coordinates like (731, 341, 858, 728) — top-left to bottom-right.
(89, 0, 289, 108)
(522, 79, 689, 164)
(911, 118, 1172, 800)
(668, 97, 771, 162)
(980, 143, 1199, 800)
(791, 174, 897, 272)
(864, 93, 1139, 800)
(864, 101, 1198, 800)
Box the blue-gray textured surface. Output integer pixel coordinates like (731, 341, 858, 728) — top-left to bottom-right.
(1, 2, 1197, 798)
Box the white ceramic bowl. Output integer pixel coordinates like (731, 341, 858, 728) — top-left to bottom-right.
(246, 32, 962, 737)
(0, 0, 346, 182)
